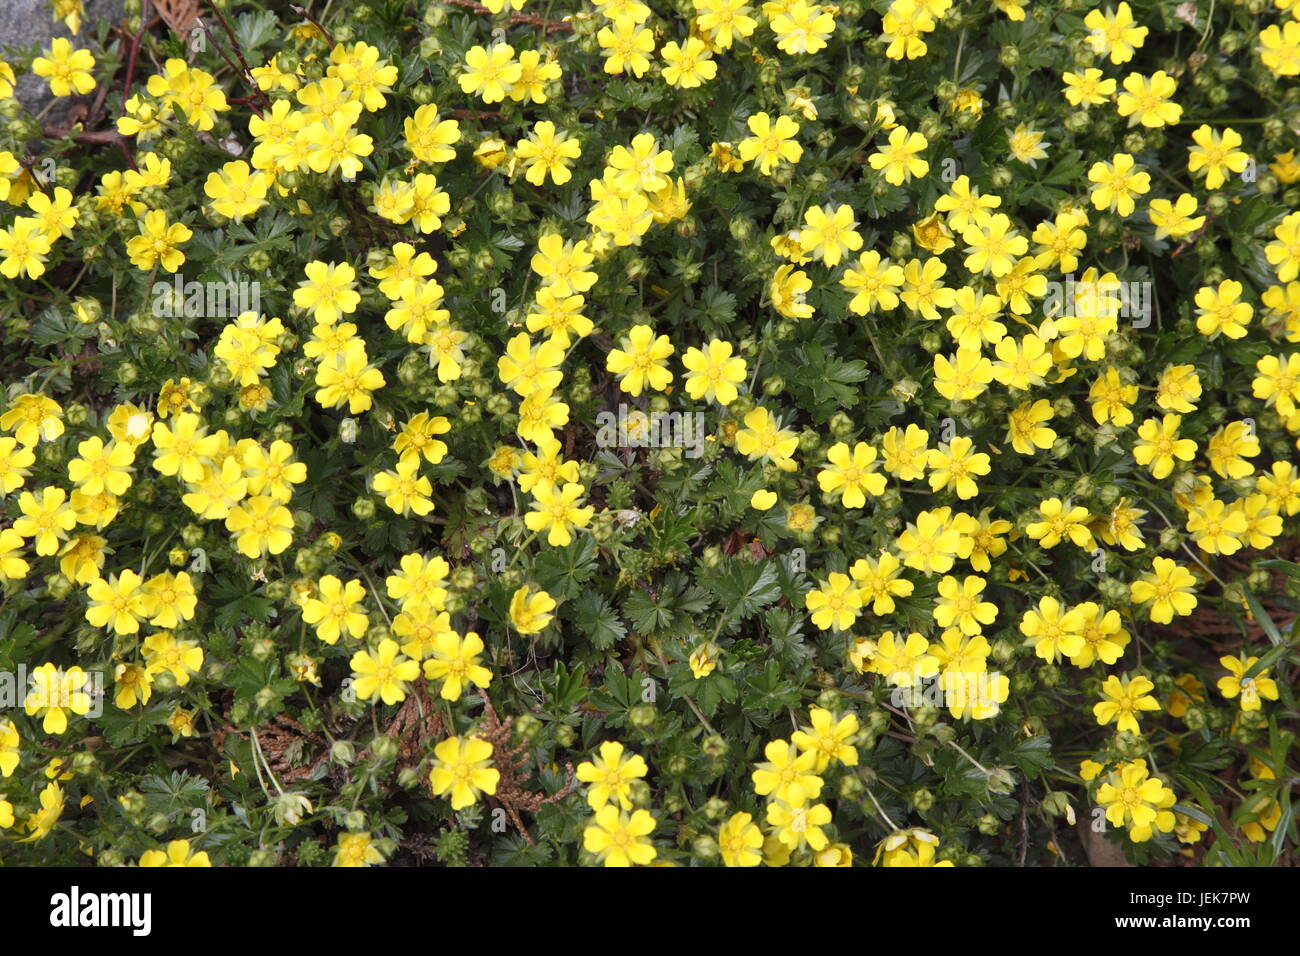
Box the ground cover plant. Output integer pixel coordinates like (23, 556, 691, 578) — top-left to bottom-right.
(0, 0, 1298, 867)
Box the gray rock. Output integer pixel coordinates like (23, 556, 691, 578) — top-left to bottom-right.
(0, 0, 126, 125)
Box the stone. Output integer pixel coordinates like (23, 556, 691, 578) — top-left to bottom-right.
(0, 0, 126, 125)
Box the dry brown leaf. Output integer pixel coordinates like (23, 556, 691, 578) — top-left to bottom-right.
(154, 0, 202, 37)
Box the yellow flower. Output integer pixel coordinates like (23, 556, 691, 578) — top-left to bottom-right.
(1187, 125, 1250, 189)
(849, 550, 914, 613)
(818, 441, 886, 508)
(1094, 674, 1160, 734)
(1026, 497, 1094, 550)
(895, 508, 961, 574)
(871, 630, 938, 685)
(1216, 655, 1279, 712)
(868, 126, 929, 186)
(791, 707, 859, 771)
(1155, 364, 1201, 413)
(718, 812, 764, 866)
(144, 571, 197, 629)
(927, 436, 991, 500)
(474, 137, 509, 168)
(583, 805, 657, 866)
(13, 486, 76, 556)
(734, 406, 799, 470)
(597, 18, 656, 77)
(1019, 596, 1086, 662)
(770, 0, 836, 55)
(1, 393, 63, 447)
(1006, 399, 1056, 455)
(1007, 124, 1049, 166)
(314, 345, 386, 413)
(372, 456, 435, 517)
(1095, 759, 1176, 842)
(22, 781, 64, 842)
(498, 332, 566, 398)
(32, 38, 95, 97)
(169, 706, 197, 738)
(752, 737, 826, 807)
(1194, 279, 1253, 339)
(710, 141, 745, 173)
(678, 339, 747, 406)
(661, 37, 717, 88)
(842, 251, 905, 315)
(1083, 1, 1148, 64)
(514, 120, 582, 186)
(933, 574, 998, 636)
(139, 839, 211, 867)
(1133, 414, 1196, 479)
(1116, 70, 1182, 127)
(204, 160, 270, 221)
(0, 719, 19, 778)
(350, 638, 421, 705)
(912, 212, 954, 254)
(1062, 68, 1117, 106)
(766, 800, 832, 851)
(805, 572, 861, 631)
(962, 213, 1027, 277)
(687, 640, 719, 678)
(113, 662, 153, 709)
(695, 0, 758, 49)
(509, 584, 556, 634)
(333, 831, 385, 867)
(1088, 152, 1150, 217)
(771, 264, 814, 318)
(524, 482, 594, 546)
(0, 217, 54, 280)
(800, 203, 863, 266)
(576, 740, 648, 810)
(738, 112, 802, 175)
(142, 631, 204, 685)
(384, 553, 450, 614)
(606, 324, 675, 396)
(23, 663, 92, 734)
(27, 186, 80, 239)
(302, 575, 369, 645)
(1271, 150, 1300, 184)
(1130, 556, 1198, 624)
(1147, 193, 1205, 240)
(125, 209, 191, 273)
(429, 735, 500, 809)
(1069, 603, 1131, 667)
(294, 260, 361, 324)
(509, 48, 562, 103)
(422, 630, 492, 701)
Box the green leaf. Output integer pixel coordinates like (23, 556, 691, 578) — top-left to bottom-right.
(569, 591, 626, 650)
(233, 9, 280, 52)
(534, 535, 598, 599)
(1258, 559, 1300, 579)
(1243, 590, 1282, 647)
(1009, 735, 1053, 775)
(697, 558, 780, 633)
